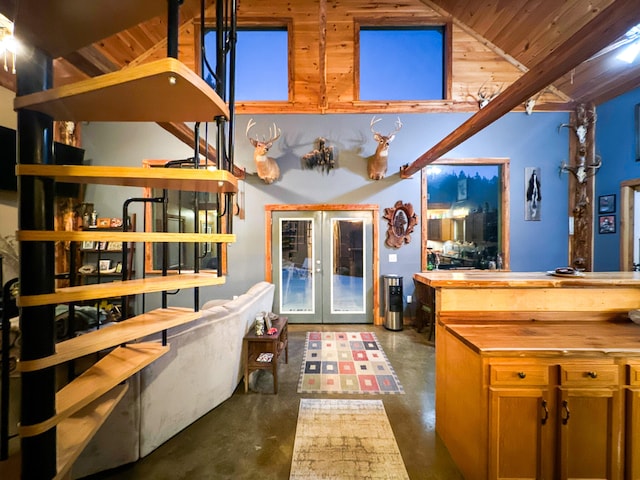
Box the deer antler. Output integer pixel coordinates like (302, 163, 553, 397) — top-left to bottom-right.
(370, 116, 402, 136)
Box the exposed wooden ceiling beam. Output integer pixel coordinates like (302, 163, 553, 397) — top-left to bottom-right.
(401, 0, 640, 177)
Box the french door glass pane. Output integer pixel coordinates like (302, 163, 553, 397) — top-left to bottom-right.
(279, 218, 314, 314)
(330, 219, 365, 313)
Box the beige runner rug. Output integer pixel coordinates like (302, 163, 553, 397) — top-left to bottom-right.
(289, 399, 409, 479)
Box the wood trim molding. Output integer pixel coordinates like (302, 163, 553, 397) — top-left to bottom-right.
(620, 178, 640, 271)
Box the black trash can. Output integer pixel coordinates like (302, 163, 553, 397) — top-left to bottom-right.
(382, 274, 403, 331)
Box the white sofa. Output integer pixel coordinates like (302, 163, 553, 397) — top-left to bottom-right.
(73, 281, 275, 478)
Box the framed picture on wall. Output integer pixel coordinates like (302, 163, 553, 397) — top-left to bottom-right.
(457, 178, 467, 200)
(525, 167, 541, 221)
(598, 194, 616, 214)
(598, 215, 616, 234)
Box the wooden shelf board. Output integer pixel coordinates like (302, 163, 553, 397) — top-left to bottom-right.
(19, 307, 200, 371)
(13, 1, 169, 58)
(19, 343, 168, 438)
(55, 384, 129, 480)
(18, 230, 237, 244)
(16, 164, 237, 193)
(18, 272, 225, 308)
(14, 58, 230, 122)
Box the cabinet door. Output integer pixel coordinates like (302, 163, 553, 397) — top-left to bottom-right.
(627, 387, 640, 480)
(489, 387, 554, 480)
(558, 386, 622, 480)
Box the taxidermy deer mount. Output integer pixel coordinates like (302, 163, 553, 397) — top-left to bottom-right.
(246, 118, 281, 184)
(476, 83, 502, 109)
(368, 116, 402, 180)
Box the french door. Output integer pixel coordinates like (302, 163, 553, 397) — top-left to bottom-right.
(271, 210, 373, 324)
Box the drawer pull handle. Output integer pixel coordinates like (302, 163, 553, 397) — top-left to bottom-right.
(561, 400, 570, 425)
(541, 399, 548, 425)
(517, 371, 526, 379)
(587, 371, 598, 379)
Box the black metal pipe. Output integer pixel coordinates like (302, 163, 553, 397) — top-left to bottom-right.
(16, 43, 57, 478)
(167, 0, 181, 58)
(122, 197, 164, 317)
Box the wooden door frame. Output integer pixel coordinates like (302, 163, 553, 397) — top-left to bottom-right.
(620, 178, 640, 271)
(265, 204, 381, 325)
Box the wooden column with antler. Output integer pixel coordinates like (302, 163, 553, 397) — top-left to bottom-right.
(566, 103, 597, 272)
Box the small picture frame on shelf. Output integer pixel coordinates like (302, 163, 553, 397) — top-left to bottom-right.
(98, 259, 111, 272)
(97, 241, 108, 250)
(115, 262, 123, 273)
(265, 314, 273, 331)
(107, 241, 123, 251)
(97, 217, 111, 228)
(110, 217, 123, 228)
(81, 241, 94, 250)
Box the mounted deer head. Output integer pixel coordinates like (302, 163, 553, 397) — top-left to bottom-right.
(246, 118, 281, 184)
(368, 116, 402, 181)
(477, 83, 502, 109)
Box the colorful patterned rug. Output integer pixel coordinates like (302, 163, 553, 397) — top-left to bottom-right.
(297, 331, 404, 394)
(289, 399, 409, 479)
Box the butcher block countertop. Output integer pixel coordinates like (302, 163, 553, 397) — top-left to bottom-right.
(446, 321, 640, 355)
(414, 270, 640, 288)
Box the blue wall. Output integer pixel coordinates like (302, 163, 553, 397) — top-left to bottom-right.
(82, 110, 570, 313)
(595, 86, 640, 271)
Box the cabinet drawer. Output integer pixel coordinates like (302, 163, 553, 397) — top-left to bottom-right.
(629, 364, 640, 386)
(490, 364, 548, 386)
(559, 364, 620, 386)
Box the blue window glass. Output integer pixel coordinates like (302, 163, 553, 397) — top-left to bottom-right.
(203, 28, 288, 101)
(360, 27, 445, 101)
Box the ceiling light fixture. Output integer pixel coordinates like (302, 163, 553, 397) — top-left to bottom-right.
(615, 24, 640, 64)
(0, 13, 16, 74)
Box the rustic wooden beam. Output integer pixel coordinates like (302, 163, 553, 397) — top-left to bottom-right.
(400, 0, 640, 178)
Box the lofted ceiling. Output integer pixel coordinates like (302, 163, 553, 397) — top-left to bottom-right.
(0, 0, 638, 111)
(423, 0, 640, 106)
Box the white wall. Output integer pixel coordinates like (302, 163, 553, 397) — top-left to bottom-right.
(0, 85, 18, 282)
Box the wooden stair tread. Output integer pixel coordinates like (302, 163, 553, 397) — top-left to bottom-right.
(19, 307, 200, 371)
(55, 383, 129, 480)
(12, 1, 171, 58)
(19, 343, 168, 438)
(17, 230, 236, 243)
(14, 58, 229, 122)
(16, 164, 237, 193)
(18, 273, 226, 307)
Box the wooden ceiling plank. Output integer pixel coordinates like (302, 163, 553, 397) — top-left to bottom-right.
(424, 0, 571, 102)
(401, 0, 640, 177)
(508, 0, 614, 65)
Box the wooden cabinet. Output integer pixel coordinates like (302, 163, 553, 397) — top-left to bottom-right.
(427, 218, 452, 241)
(557, 363, 623, 480)
(488, 364, 555, 480)
(627, 362, 640, 479)
(488, 362, 623, 480)
(440, 325, 636, 480)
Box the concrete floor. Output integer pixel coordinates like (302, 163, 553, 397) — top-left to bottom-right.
(83, 324, 463, 480)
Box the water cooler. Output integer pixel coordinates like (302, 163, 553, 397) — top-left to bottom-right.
(382, 274, 403, 331)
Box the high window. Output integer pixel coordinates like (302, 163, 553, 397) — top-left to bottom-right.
(359, 26, 445, 101)
(203, 27, 288, 101)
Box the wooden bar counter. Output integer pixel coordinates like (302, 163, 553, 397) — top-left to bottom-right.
(413, 270, 640, 323)
(413, 271, 640, 480)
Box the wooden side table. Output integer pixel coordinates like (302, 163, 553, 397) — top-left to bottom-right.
(243, 316, 288, 393)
